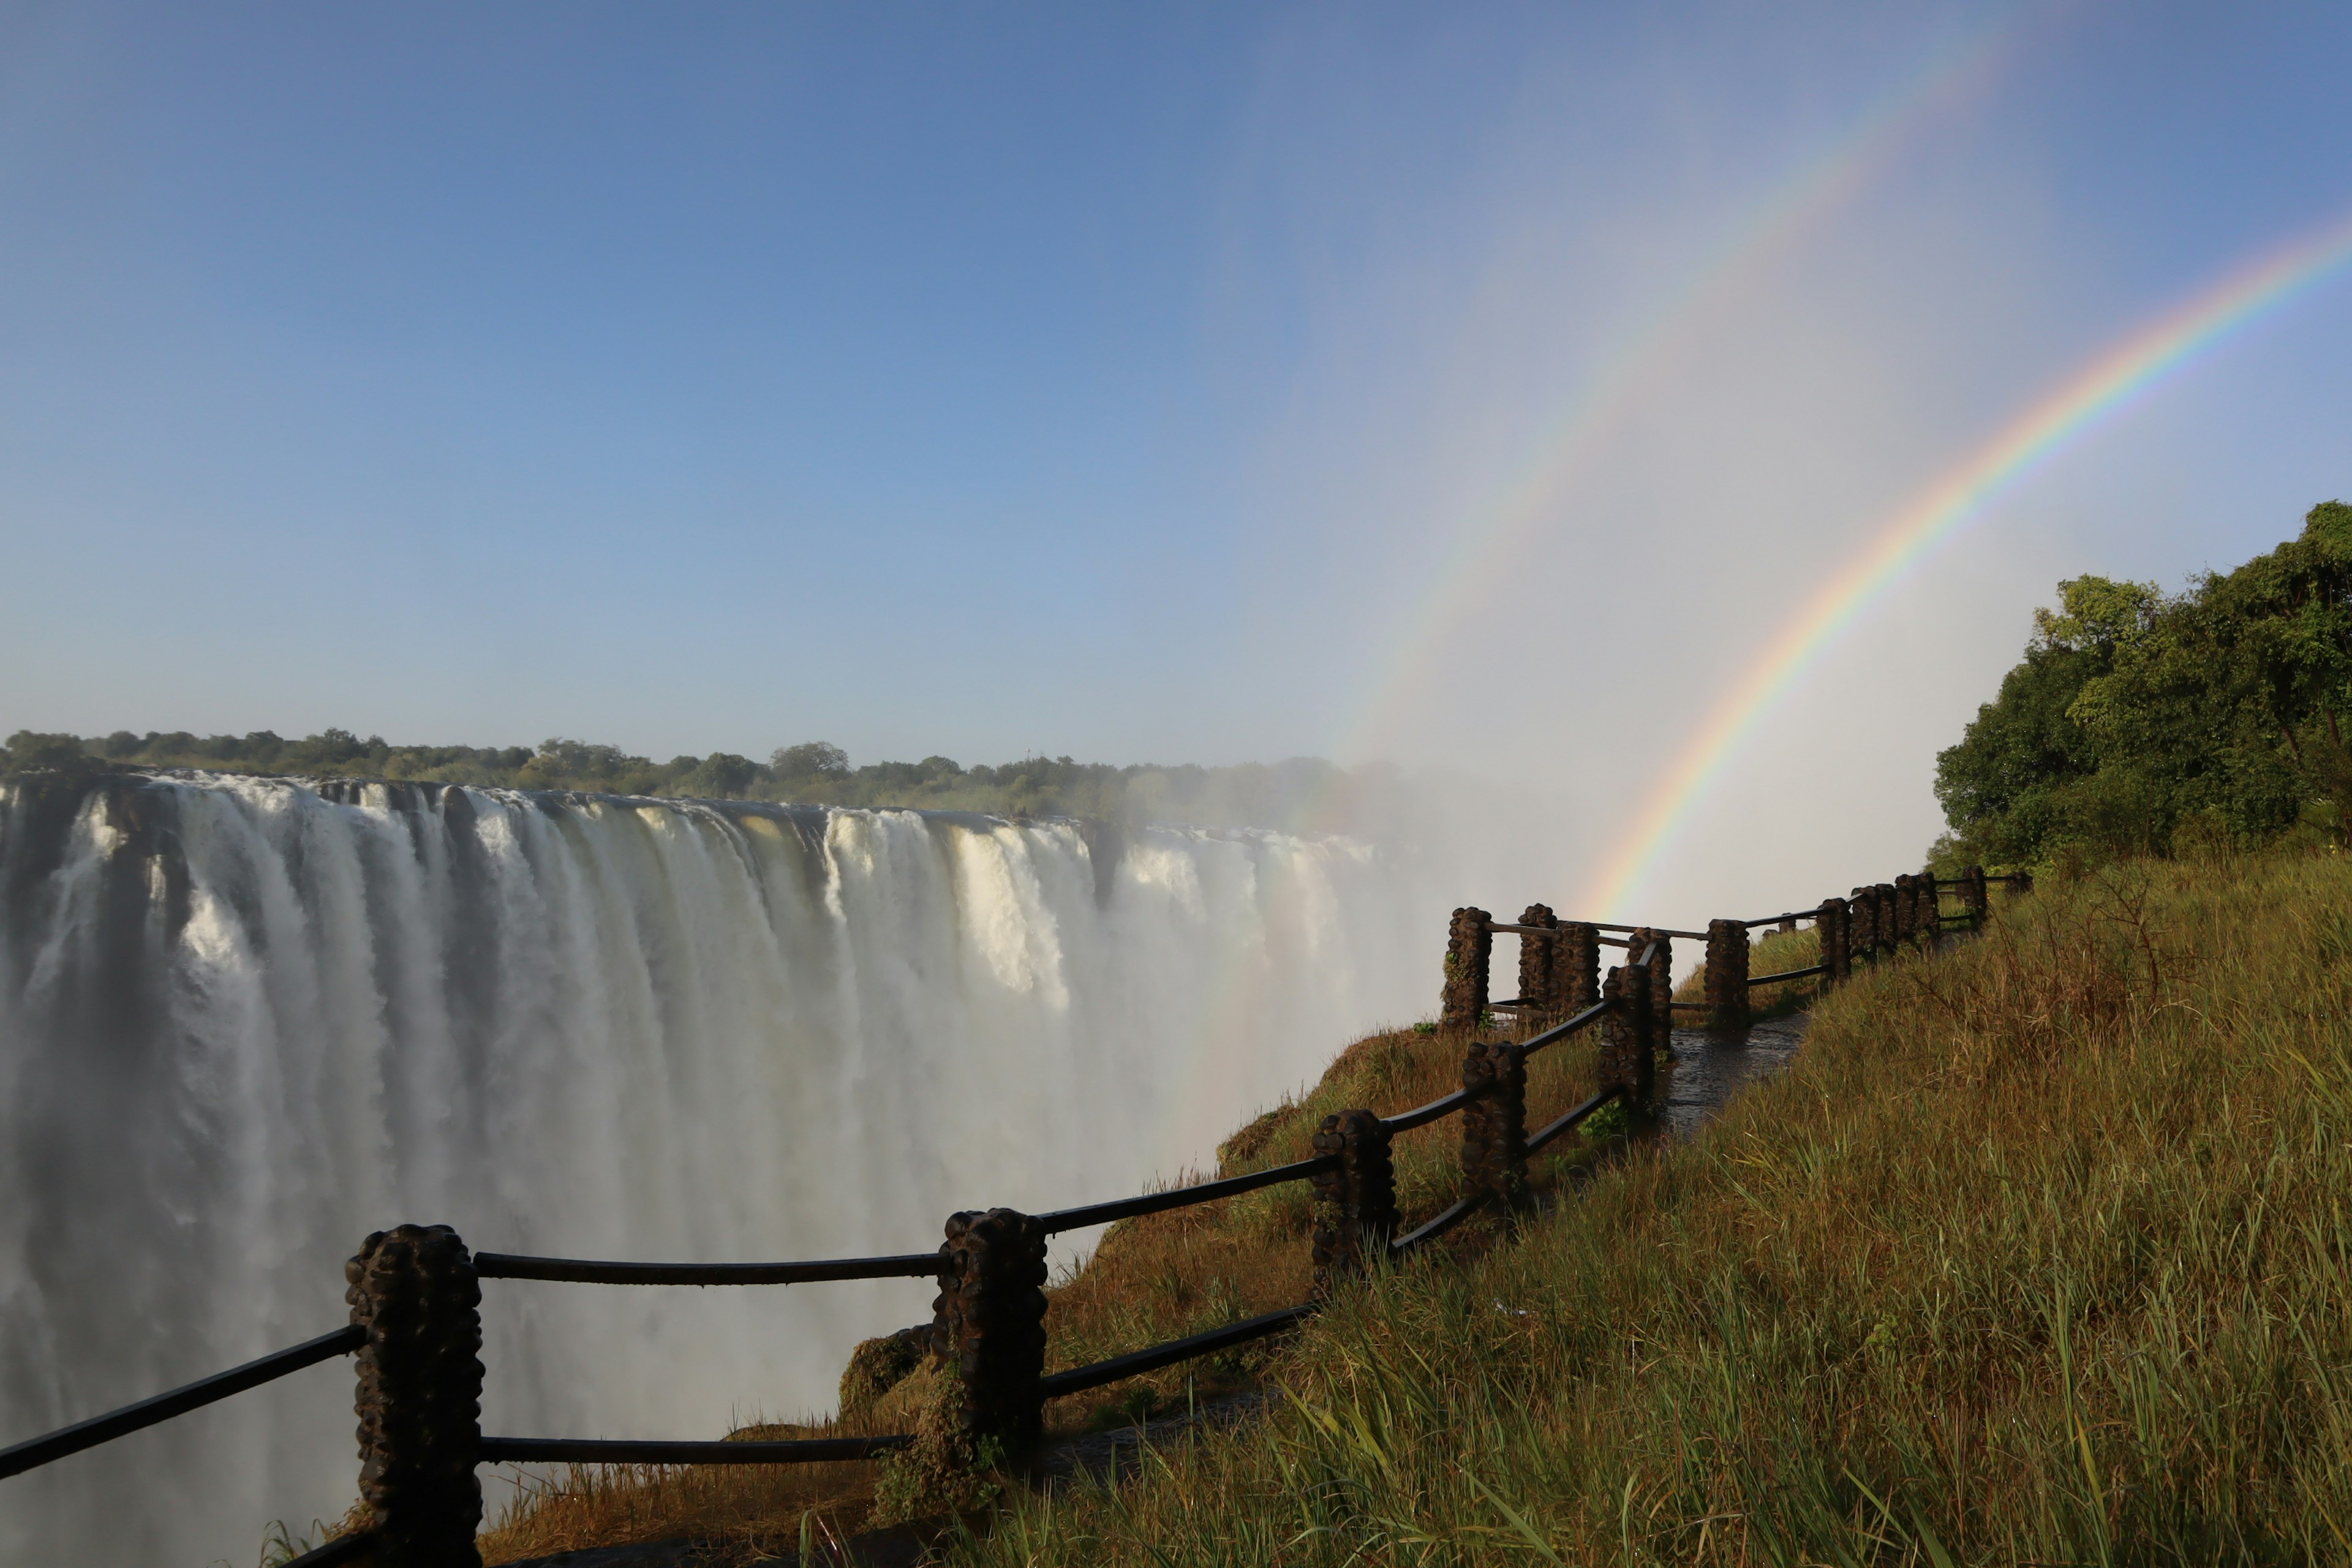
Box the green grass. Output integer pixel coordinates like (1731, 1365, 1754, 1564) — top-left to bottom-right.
(947, 853, 2352, 1564)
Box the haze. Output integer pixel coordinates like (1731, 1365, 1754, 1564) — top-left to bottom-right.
(4, 1, 2349, 922)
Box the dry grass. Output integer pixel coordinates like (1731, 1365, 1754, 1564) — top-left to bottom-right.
(478, 1450, 875, 1565)
(953, 854, 2352, 1565)
(473, 1406, 924, 1564)
(1038, 1016, 1614, 1433)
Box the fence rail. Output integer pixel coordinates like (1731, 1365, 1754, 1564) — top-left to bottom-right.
(1039, 1303, 1319, 1400)
(475, 1436, 913, 1466)
(0, 1325, 365, 1481)
(473, 1251, 942, 1286)
(5, 862, 2028, 1567)
(1749, 963, 1828, 987)
(1038, 1154, 1338, 1234)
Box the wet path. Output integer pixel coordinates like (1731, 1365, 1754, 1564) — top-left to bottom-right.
(1657, 1010, 1811, 1142)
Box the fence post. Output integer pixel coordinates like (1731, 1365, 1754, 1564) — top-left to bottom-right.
(1461, 1042, 1529, 1210)
(1561, 922, 1600, 1013)
(1633, 927, 1673, 1029)
(1818, 895, 1850, 982)
(1517, 903, 1559, 1020)
(1875, 883, 1900, 952)
(346, 1224, 483, 1568)
(1704, 919, 1749, 1029)
(1892, 875, 1920, 948)
(1917, 872, 1942, 946)
(1962, 865, 1989, 922)
(1847, 886, 1874, 961)
(1311, 1110, 1399, 1292)
(933, 1208, 1047, 1453)
(1599, 963, 1655, 1107)
(1441, 907, 1492, 1031)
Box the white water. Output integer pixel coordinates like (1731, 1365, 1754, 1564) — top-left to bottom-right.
(0, 772, 1438, 1566)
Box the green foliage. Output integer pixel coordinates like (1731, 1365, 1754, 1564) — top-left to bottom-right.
(869, 1364, 1004, 1529)
(1, 726, 1398, 832)
(1, 731, 100, 779)
(1937, 500, 2352, 869)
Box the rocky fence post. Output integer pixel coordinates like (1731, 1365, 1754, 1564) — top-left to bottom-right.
(1441, 907, 1493, 1032)
(933, 1208, 1048, 1453)
(1561, 922, 1601, 1013)
(1818, 895, 1850, 982)
(1460, 1042, 1529, 1211)
(1962, 865, 1990, 922)
(1632, 927, 1673, 1033)
(1517, 903, 1560, 1022)
(1311, 1110, 1399, 1292)
(1599, 963, 1656, 1107)
(347, 1224, 484, 1568)
(1847, 886, 1875, 962)
(1704, 919, 1749, 1030)
(1875, 883, 1900, 952)
(1893, 874, 1921, 948)
(1918, 872, 1943, 946)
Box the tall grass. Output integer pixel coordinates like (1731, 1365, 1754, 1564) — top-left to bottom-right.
(952, 854, 2352, 1564)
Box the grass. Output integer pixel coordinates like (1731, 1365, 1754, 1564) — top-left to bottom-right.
(944, 853, 2352, 1565)
(473, 1000, 1623, 1561)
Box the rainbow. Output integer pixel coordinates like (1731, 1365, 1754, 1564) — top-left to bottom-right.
(1322, 22, 2019, 777)
(1580, 206, 2352, 918)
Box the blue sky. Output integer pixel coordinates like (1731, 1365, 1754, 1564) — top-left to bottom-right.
(4, 1, 2350, 897)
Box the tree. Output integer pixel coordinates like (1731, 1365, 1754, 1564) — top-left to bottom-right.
(1936, 502, 2352, 865)
(1934, 580, 2133, 865)
(679, 752, 759, 799)
(1, 732, 94, 778)
(771, 742, 849, 778)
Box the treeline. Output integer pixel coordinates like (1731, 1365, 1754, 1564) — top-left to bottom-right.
(0, 729, 1396, 834)
(1935, 499, 2352, 872)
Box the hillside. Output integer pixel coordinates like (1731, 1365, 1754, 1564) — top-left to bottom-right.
(928, 854, 2352, 1564)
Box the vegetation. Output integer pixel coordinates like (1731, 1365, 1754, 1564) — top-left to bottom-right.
(1935, 499, 2352, 871)
(469, 976, 1651, 1562)
(0, 729, 1403, 834)
(943, 853, 2352, 1564)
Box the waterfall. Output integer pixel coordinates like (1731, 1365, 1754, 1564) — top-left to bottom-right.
(0, 771, 1436, 1566)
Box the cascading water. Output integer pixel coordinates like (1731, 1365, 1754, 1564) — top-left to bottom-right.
(0, 771, 1437, 1566)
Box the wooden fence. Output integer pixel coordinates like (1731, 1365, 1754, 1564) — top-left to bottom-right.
(0, 867, 2026, 1567)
